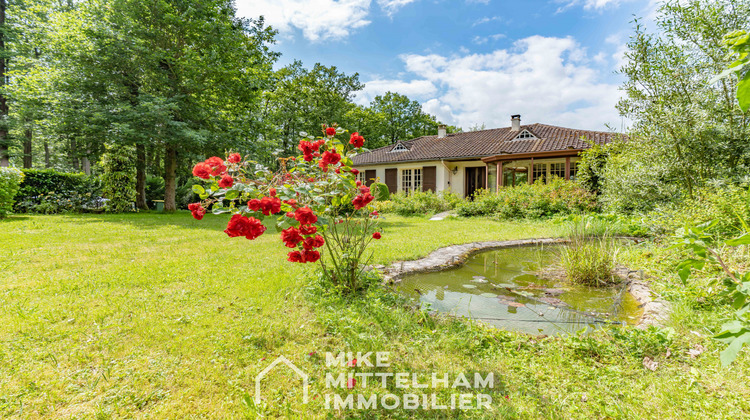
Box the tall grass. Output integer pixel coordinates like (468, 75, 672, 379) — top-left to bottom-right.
(560, 216, 620, 286)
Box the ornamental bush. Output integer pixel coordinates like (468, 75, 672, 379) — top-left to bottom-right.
(377, 190, 461, 217)
(13, 169, 102, 214)
(101, 144, 136, 213)
(456, 177, 599, 219)
(190, 126, 382, 292)
(0, 167, 24, 218)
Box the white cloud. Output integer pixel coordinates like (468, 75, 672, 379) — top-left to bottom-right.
(556, 0, 635, 12)
(355, 79, 438, 105)
(472, 33, 505, 45)
(377, 0, 418, 15)
(236, 0, 372, 42)
(394, 35, 622, 130)
(472, 16, 503, 26)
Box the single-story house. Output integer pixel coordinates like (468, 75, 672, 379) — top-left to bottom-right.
(352, 115, 618, 198)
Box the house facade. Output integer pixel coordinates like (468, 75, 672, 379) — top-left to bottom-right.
(351, 115, 617, 198)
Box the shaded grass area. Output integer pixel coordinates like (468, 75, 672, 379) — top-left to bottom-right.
(0, 213, 748, 418)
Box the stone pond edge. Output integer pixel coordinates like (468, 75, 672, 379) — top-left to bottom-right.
(374, 238, 671, 330)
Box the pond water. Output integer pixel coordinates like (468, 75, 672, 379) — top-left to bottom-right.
(397, 245, 643, 335)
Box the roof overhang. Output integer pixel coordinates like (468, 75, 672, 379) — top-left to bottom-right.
(352, 156, 489, 167)
(482, 149, 585, 164)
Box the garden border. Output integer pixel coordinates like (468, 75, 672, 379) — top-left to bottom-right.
(377, 238, 670, 329)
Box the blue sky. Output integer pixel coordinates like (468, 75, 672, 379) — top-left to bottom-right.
(235, 0, 659, 131)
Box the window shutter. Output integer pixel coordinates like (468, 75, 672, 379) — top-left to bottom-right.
(365, 170, 376, 187)
(385, 168, 397, 194)
(422, 166, 437, 192)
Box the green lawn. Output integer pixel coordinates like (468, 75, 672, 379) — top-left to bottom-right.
(1, 213, 748, 419)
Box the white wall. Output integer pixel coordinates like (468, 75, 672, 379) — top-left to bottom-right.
(355, 159, 487, 198)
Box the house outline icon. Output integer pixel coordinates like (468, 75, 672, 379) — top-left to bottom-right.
(255, 355, 309, 405)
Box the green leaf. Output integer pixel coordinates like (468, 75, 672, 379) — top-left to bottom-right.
(726, 232, 750, 246)
(737, 73, 750, 113)
(192, 184, 206, 195)
(719, 331, 750, 366)
(225, 190, 240, 200)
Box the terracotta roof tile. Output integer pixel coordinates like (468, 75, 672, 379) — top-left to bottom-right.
(352, 123, 619, 165)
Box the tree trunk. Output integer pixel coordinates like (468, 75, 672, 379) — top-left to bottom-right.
(135, 143, 148, 209)
(0, 0, 9, 168)
(22, 129, 32, 168)
(164, 144, 177, 211)
(44, 140, 50, 168)
(81, 156, 90, 175)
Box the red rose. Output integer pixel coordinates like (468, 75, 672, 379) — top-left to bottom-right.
(325, 127, 336, 136)
(356, 180, 362, 186)
(303, 235, 325, 250)
(191, 209, 205, 220)
(286, 212, 295, 218)
(281, 227, 303, 248)
(308, 177, 316, 182)
(349, 132, 365, 148)
(269, 188, 277, 197)
(322, 150, 341, 165)
(260, 196, 281, 216)
(247, 199, 262, 211)
(210, 164, 227, 176)
(287, 251, 303, 263)
(224, 214, 249, 237)
(352, 193, 374, 210)
(373, 232, 381, 239)
(192, 162, 212, 179)
(244, 217, 266, 240)
(284, 199, 298, 208)
(205, 156, 224, 167)
(227, 153, 241, 163)
(347, 378, 356, 389)
(347, 359, 357, 367)
(302, 250, 321, 263)
(299, 225, 317, 235)
(351, 168, 359, 175)
(303, 154, 314, 162)
(218, 174, 234, 189)
(188, 203, 205, 220)
(294, 207, 317, 225)
(359, 186, 370, 194)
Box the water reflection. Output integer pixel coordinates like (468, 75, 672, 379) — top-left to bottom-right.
(398, 245, 643, 335)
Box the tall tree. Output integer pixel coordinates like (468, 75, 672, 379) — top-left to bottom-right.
(261, 61, 363, 155)
(616, 0, 750, 205)
(0, 0, 9, 167)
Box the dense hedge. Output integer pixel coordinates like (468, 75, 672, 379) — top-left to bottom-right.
(374, 190, 461, 217)
(456, 178, 599, 219)
(14, 169, 102, 214)
(101, 144, 136, 213)
(0, 167, 25, 218)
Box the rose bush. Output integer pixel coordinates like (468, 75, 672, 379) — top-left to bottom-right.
(189, 124, 381, 292)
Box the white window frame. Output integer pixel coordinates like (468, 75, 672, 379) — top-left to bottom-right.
(513, 130, 537, 140)
(390, 143, 409, 152)
(401, 168, 422, 193)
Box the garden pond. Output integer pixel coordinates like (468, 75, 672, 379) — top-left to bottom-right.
(397, 244, 643, 335)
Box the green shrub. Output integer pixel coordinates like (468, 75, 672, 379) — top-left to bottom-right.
(101, 143, 136, 213)
(456, 177, 599, 219)
(381, 190, 460, 217)
(560, 226, 619, 286)
(643, 184, 750, 238)
(554, 213, 650, 238)
(0, 167, 24, 218)
(14, 169, 102, 214)
(145, 176, 165, 209)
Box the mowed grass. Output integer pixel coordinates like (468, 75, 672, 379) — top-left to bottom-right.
(0, 213, 560, 418)
(1, 213, 749, 419)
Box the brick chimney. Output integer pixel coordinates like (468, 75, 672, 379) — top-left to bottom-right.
(437, 124, 447, 138)
(511, 115, 521, 131)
